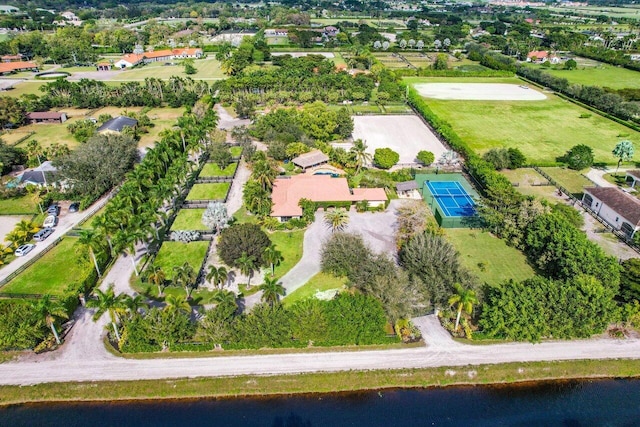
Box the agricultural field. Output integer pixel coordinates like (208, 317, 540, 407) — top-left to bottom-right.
(523, 61, 640, 90)
(186, 183, 230, 201)
(445, 229, 536, 286)
(151, 241, 209, 280)
(170, 209, 207, 231)
(411, 77, 640, 164)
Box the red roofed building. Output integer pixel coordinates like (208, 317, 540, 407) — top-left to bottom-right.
(1, 54, 23, 63)
(271, 174, 387, 221)
(526, 51, 548, 62)
(0, 61, 38, 75)
(114, 53, 144, 69)
(25, 111, 67, 124)
(171, 48, 203, 59)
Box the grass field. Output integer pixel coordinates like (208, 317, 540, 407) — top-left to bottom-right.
(500, 168, 558, 202)
(283, 272, 347, 307)
(115, 58, 224, 80)
(230, 146, 243, 157)
(413, 77, 640, 164)
(0, 238, 91, 295)
(152, 241, 209, 280)
(269, 230, 305, 279)
(445, 229, 536, 286)
(0, 81, 45, 98)
(539, 167, 593, 195)
(0, 195, 37, 215)
(200, 162, 237, 177)
(185, 183, 230, 201)
(524, 62, 640, 90)
(170, 209, 207, 231)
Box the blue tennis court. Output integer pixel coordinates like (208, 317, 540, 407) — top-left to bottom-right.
(425, 181, 475, 217)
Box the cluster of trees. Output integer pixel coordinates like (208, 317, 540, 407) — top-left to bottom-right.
(373, 148, 400, 169)
(0, 137, 26, 175)
(216, 36, 270, 76)
(482, 148, 526, 170)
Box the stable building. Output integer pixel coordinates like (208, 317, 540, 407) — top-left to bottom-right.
(582, 187, 640, 239)
(0, 61, 38, 75)
(25, 111, 67, 124)
(625, 170, 640, 188)
(291, 150, 329, 171)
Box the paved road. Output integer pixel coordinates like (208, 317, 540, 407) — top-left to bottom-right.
(584, 167, 631, 188)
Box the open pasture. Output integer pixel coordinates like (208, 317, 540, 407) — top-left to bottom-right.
(526, 62, 640, 90)
(352, 115, 448, 164)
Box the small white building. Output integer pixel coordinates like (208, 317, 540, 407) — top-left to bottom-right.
(114, 53, 144, 69)
(582, 187, 640, 238)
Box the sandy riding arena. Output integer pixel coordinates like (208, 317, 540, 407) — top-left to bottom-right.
(414, 83, 547, 101)
(352, 115, 448, 164)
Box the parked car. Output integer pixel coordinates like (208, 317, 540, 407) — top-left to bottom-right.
(33, 228, 53, 242)
(43, 215, 58, 228)
(14, 244, 35, 257)
(69, 202, 80, 213)
(46, 204, 61, 216)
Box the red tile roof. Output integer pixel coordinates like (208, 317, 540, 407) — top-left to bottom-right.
(0, 61, 37, 73)
(527, 51, 548, 59)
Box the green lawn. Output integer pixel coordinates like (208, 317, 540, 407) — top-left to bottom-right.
(500, 168, 558, 202)
(445, 229, 536, 286)
(186, 183, 230, 201)
(230, 146, 243, 157)
(1, 238, 91, 295)
(539, 167, 593, 195)
(269, 230, 305, 279)
(152, 241, 209, 280)
(0, 196, 37, 215)
(115, 58, 224, 80)
(419, 81, 639, 164)
(232, 206, 259, 225)
(1, 81, 46, 98)
(524, 62, 640, 90)
(283, 272, 347, 307)
(170, 209, 207, 231)
(200, 162, 237, 177)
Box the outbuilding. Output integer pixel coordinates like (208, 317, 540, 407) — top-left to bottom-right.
(25, 111, 67, 124)
(582, 187, 640, 238)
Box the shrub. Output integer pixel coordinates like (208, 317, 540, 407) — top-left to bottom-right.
(562, 144, 594, 170)
(373, 148, 399, 169)
(416, 150, 435, 165)
(217, 223, 272, 268)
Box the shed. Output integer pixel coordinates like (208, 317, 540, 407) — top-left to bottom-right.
(26, 111, 67, 124)
(292, 150, 329, 170)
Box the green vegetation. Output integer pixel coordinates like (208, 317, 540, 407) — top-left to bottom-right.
(152, 241, 209, 280)
(270, 230, 305, 279)
(524, 62, 640, 90)
(229, 146, 243, 157)
(117, 58, 224, 80)
(499, 168, 557, 202)
(199, 162, 237, 177)
(539, 167, 592, 195)
(0, 196, 37, 215)
(283, 272, 347, 307)
(1, 238, 89, 295)
(170, 209, 207, 231)
(444, 229, 536, 286)
(186, 183, 230, 201)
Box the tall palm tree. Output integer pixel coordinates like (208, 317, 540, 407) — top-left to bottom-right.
(252, 159, 278, 191)
(324, 209, 350, 233)
(236, 252, 257, 288)
(448, 283, 478, 332)
(86, 284, 127, 342)
(14, 220, 39, 243)
(259, 275, 286, 307)
(147, 265, 167, 296)
(31, 295, 68, 345)
(173, 262, 197, 298)
(121, 294, 147, 319)
(164, 294, 191, 314)
(350, 139, 372, 172)
(206, 265, 228, 289)
(76, 229, 105, 277)
(263, 245, 283, 275)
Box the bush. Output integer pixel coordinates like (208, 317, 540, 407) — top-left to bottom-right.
(562, 144, 594, 170)
(416, 150, 435, 165)
(373, 148, 399, 169)
(217, 223, 272, 268)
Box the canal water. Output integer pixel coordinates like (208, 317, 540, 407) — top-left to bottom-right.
(1, 379, 639, 426)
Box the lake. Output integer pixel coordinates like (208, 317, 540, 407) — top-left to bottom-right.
(1, 379, 639, 426)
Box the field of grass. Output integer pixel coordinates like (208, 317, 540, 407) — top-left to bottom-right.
(500, 168, 558, 202)
(523, 62, 640, 90)
(230, 146, 243, 157)
(416, 78, 640, 164)
(283, 272, 347, 306)
(269, 230, 305, 279)
(1, 81, 46, 98)
(0, 238, 90, 295)
(11, 117, 83, 150)
(115, 58, 224, 80)
(539, 167, 593, 195)
(0, 195, 37, 215)
(186, 183, 230, 201)
(152, 241, 209, 280)
(445, 229, 536, 286)
(170, 209, 207, 231)
(200, 162, 237, 177)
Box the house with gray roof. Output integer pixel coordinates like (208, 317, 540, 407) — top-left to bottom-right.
(582, 187, 640, 238)
(97, 116, 138, 134)
(292, 149, 329, 170)
(19, 161, 57, 186)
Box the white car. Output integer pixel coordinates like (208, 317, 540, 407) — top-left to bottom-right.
(14, 244, 35, 257)
(43, 215, 58, 228)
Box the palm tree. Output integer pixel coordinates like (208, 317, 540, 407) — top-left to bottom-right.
(252, 159, 278, 191)
(206, 265, 228, 289)
(76, 229, 105, 277)
(448, 283, 478, 332)
(14, 220, 39, 243)
(147, 265, 167, 296)
(86, 284, 127, 342)
(164, 294, 191, 314)
(259, 275, 286, 307)
(31, 295, 68, 345)
(121, 294, 147, 319)
(612, 140, 635, 175)
(173, 262, 197, 298)
(263, 245, 283, 275)
(236, 252, 257, 288)
(324, 209, 350, 232)
(213, 289, 237, 307)
(350, 139, 372, 172)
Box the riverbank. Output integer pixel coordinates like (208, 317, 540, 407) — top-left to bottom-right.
(1, 358, 639, 406)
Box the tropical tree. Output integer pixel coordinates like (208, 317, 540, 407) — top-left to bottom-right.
(30, 295, 68, 345)
(350, 139, 372, 172)
(206, 265, 229, 289)
(76, 229, 105, 277)
(236, 251, 257, 287)
(164, 294, 191, 314)
(86, 284, 127, 342)
(121, 294, 147, 319)
(448, 283, 478, 332)
(173, 262, 197, 298)
(324, 209, 350, 232)
(259, 275, 286, 307)
(612, 140, 635, 174)
(147, 265, 168, 296)
(212, 289, 237, 311)
(263, 245, 283, 275)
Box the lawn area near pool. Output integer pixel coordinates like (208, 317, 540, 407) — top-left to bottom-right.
(0, 237, 92, 296)
(523, 62, 640, 90)
(170, 209, 207, 231)
(200, 162, 237, 177)
(152, 241, 209, 280)
(423, 90, 639, 164)
(186, 183, 230, 201)
(539, 167, 593, 196)
(445, 229, 536, 286)
(283, 272, 347, 307)
(269, 230, 305, 279)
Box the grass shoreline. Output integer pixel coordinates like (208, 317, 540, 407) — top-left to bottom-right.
(1, 359, 640, 406)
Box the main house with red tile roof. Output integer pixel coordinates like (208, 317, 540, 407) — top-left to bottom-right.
(526, 50, 561, 64)
(114, 48, 204, 69)
(271, 174, 387, 221)
(0, 61, 38, 75)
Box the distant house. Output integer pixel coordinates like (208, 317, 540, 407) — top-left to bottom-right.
(0, 5, 20, 15)
(625, 170, 640, 188)
(1, 54, 23, 63)
(291, 150, 329, 171)
(630, 54, 640, 61)
(171, 47, 203, 59)
(25, 111, 67, 124)
(324, 26, 339, 37)
(582, 187, 640, 238)
(96, 62, 111, 71)
(526, 51, 548, 63)
(271, 174, 387, 221)
(114, 54, 144, 69)
(97, 116, 138, 134)
(114, 48, 203, 69)
(0, 61, 38, 75)
(18, 161, 57, 187)
(265, 29, 289, 37)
